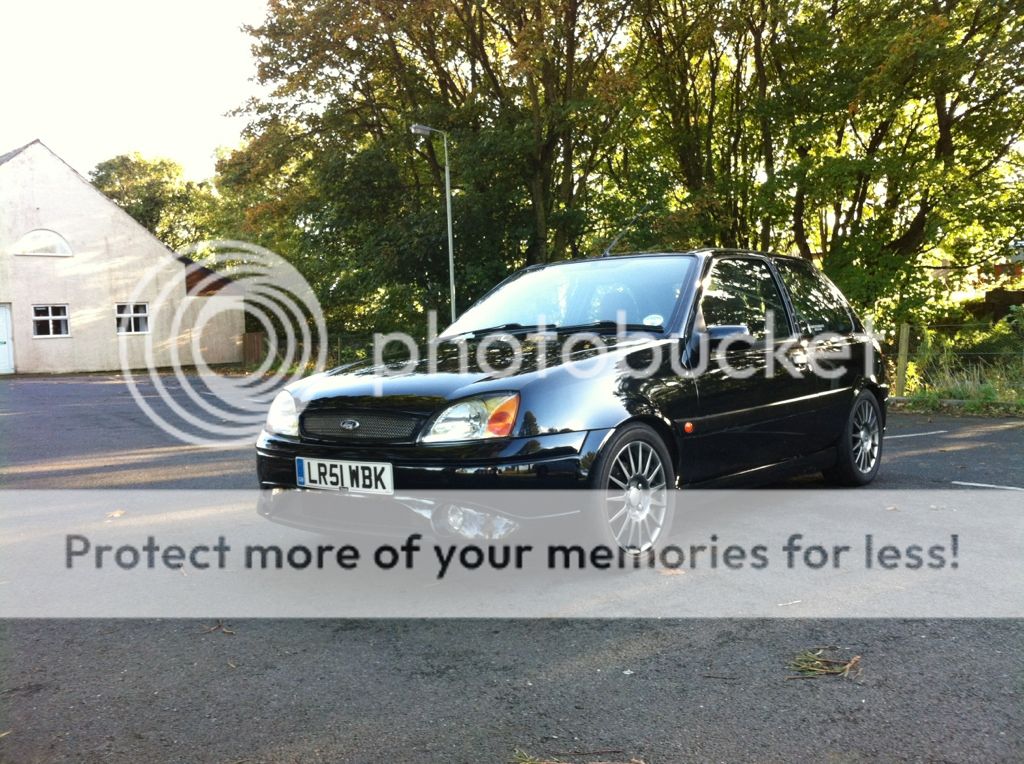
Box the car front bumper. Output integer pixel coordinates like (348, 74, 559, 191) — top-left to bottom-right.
(254, 428, 614, 538)
(256, 428, 612, 491)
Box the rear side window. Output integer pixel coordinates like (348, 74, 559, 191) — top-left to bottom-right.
(774, 259, 854, 336)
(701, 258, 791, 340)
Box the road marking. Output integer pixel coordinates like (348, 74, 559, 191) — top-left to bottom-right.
(951, 481, 1024, 491)
(887, 430, 949, 440)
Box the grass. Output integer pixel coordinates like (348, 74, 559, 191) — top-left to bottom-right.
(901, 358, 1024, 415)
(896, 345, 1024, 415)
(512, 752, 560, 764)
(511, 749, 641, 764)
(890, 316, 1024, 416)
(787, 647, 863, 679)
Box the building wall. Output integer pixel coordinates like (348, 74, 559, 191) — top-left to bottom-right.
(0, 143, 243, 373)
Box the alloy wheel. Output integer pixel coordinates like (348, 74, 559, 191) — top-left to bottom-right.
(851, 397, 880, 474)
(604, 440, 669, 552)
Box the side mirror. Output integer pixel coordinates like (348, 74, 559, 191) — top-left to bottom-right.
(705, 324, 754, 349)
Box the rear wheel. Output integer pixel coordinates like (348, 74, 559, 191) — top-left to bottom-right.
(589, 423, 676, 553)
(823, 390, 883, 486)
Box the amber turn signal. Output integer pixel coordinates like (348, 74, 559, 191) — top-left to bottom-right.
(486, 394, 520, 437)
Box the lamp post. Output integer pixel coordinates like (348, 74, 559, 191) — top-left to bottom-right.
(411, 123, 457, 323)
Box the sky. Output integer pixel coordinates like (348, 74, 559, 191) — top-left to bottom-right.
(0, 0, 269, 180)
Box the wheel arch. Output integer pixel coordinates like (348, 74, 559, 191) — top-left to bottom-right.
(855, 377, 888, 427)
(608, 413, 681, 486)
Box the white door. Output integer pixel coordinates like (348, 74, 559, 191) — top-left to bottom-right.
(0, 304, 14, 374)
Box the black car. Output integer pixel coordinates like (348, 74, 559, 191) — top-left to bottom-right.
(257, 249, 886, 550)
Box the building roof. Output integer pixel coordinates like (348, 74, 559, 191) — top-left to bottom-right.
(0, 139, 40, 167)
(177, 255, 239, 296)
(1, 139, 237, 296)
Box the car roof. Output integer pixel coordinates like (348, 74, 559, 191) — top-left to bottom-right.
(528, 247, 802, 270)
(607, 247, 804, 261)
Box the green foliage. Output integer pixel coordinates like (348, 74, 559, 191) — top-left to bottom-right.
(901, 318, 1023, 411)
(1008, 305, 1024, 338)
(89, 153, 218, 251)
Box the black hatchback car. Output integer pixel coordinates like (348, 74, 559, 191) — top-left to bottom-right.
(257, 249, 886, 549)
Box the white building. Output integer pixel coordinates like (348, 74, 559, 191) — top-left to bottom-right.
(0, 140, 243, 374)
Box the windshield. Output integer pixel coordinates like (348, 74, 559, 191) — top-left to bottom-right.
(442, 255, 697, 337)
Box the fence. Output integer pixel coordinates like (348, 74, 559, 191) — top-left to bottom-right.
(892, 321, 1023, 399)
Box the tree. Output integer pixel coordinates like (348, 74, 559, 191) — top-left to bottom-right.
(626, 0, 1024, 324)
(90, 153, 218, 251)
(227, 0, 1024, 336)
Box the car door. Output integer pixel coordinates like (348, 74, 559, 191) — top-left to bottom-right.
(772, 257, 863, 450)
(681, 255, 820, 482)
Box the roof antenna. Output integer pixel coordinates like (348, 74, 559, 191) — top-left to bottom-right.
(600, 200, 656, 257)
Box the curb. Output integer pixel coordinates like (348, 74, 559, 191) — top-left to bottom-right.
(891, 396, 968, 406)
(890, 396, 1022, 412)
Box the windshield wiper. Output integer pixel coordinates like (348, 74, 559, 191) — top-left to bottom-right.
(442, 320, 665, 340)
(552, 320, 665, 334)
(441, 323, 551, 339)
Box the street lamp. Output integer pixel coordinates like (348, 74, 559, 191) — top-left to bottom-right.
(411, 123, 457, 323)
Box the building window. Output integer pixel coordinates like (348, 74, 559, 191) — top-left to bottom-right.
(116, 303, 149, 334)
(13, 229, 73, 257)
(33, 305, 70, 337)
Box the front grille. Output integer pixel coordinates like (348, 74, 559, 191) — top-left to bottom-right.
(300, 409, 423, 443)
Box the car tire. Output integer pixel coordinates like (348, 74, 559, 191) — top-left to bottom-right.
(587, 422, 676, 554)
(823, 389, 883, 486)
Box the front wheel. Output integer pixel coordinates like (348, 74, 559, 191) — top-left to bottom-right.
(588, 423, 676, 552)
(823, 390, 883, 486)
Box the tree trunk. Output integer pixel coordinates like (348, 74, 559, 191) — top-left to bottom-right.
(792, 146, 813, 260)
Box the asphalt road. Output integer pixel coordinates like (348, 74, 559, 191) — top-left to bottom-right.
(1, 375, 1021, 762)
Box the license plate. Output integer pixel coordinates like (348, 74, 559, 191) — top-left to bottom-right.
(295, 457, 394, 495)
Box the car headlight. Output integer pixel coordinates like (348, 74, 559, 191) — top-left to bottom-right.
(420, 393, 520, 443)
(265, 390, 299, 436)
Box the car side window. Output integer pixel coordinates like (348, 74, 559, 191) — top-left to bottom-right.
(774, 259, 854, 336)
(701, 258, 791, 340)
